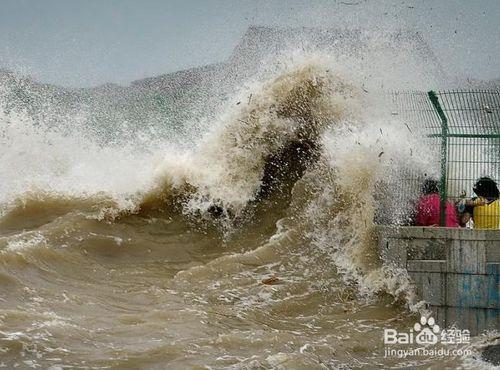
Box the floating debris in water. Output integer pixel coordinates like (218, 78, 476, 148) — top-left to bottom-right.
(261, 276, 280, 285)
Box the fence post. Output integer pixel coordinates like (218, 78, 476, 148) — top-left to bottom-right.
(428, 91, 449, 227)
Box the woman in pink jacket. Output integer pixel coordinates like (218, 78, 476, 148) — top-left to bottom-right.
(415, 179, 459, 227)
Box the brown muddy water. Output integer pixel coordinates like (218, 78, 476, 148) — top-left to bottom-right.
(0, 64, 496, 369)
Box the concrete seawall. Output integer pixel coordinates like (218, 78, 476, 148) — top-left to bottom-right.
(377, 226, 499, 335)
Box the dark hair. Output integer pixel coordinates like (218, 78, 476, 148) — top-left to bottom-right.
(422, 178, 439, 195)
(473, 177, 499, 199)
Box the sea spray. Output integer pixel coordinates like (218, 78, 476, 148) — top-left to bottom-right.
(0, 54, 484, 369)
(140, 63, 359, 221)
(1, 60, 438, 311)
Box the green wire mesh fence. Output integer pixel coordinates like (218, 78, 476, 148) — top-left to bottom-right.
(391, 89, 500, 227)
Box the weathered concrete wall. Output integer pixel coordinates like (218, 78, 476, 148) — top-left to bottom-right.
(377, 227, 499, 335)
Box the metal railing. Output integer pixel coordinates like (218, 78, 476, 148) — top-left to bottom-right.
(392, 89, 500, 227)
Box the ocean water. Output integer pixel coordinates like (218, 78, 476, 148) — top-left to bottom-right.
(0, 51, 497, 369)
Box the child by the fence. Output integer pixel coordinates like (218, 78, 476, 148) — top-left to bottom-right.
(460, 177, 500, 229)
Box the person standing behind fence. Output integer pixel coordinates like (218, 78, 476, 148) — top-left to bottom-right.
(461, 177, 500, 229)
(415, 179, 459, 227)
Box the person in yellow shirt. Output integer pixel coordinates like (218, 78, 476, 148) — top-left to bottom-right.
(461, 177, 500, 229)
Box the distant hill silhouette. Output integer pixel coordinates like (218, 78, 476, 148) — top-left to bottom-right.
(1, 26, 497, 139)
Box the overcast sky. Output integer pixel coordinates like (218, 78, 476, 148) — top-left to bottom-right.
(1, 0, 499, 87)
